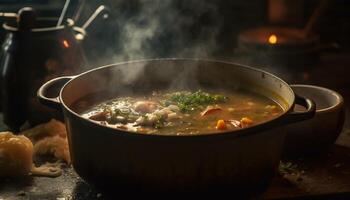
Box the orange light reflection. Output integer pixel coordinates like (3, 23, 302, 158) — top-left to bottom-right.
(268, 34, 277, 45)
(63, 40, 70, 48)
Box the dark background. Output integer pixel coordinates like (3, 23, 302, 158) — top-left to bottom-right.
(1, 1, 350, 199)
(1, 0, 350, 68)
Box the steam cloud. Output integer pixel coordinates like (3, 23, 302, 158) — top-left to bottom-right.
(109, 0, 222, 62)
(86, 0, 224, 89)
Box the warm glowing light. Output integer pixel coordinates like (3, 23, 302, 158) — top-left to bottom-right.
(268, 34, 277, 44)
(75, 33, 84, 41)
(63, 40, 70, 48)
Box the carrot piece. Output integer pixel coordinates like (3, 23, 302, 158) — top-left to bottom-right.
(216, 119, 227, 130)
(240, 117, 253, 128)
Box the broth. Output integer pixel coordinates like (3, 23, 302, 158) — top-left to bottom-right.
(80, 90, 284, 135)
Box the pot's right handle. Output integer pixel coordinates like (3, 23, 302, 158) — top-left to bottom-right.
(282, 95, 316, 124)
(37, 76, 75, 110)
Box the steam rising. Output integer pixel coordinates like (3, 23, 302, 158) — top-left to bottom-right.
(110, 0, 222, 61)
(89, 0, 224, 89)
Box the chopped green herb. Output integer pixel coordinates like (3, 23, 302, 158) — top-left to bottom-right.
(166, 90, 228, 112)
(154, 122, 164, 129)
(154, 115, 167, 129)
(279, 161, 298, 175)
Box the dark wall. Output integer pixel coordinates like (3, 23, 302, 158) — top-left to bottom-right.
(0, 0, 349, 68)
(79, 0, 267, 66)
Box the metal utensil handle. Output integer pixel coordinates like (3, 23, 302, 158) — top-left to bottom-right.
(57, 0, 71, 27)
(37, 76, 75, 110)
(82, 5, 106, 30)
(0, 12, 17, 18)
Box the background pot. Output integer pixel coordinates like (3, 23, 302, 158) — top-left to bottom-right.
(283, 84, 345, 157)
(0, 17, 86, 131)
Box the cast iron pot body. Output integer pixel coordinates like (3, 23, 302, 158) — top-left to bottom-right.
(38, 59, 315, 196)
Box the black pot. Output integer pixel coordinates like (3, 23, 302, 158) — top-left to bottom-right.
(37, 59, 315, 197)
(0, 17, 86, 131)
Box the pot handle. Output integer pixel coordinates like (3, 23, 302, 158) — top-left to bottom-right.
(282, 95, 316, 124)
(37, 76, 75, 110)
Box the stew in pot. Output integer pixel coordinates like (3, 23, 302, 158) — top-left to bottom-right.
(81, 90, 284, 135)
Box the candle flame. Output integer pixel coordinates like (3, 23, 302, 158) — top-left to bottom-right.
(268, 34, 277, 44)
(63, 40, 70, 48)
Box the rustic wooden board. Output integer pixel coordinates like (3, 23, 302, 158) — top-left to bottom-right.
(262, 145, 350, 199)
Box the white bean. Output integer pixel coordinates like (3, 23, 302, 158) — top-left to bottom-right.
(167, 112, 178, 121)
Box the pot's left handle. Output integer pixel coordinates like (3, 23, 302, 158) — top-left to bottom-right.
(37, 76, 75, 110)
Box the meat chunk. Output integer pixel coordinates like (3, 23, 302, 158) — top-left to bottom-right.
(133, 101, 158, 113)
(89, 111, 108, 121)
(200, 106, 222, 116)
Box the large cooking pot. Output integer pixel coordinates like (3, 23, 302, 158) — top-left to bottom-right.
(37, 59, 315, 196)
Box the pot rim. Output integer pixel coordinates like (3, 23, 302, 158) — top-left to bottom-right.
(3, 18, 84, 34)
(58, 58, 297, 139)
(290, 84, 344, 113)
